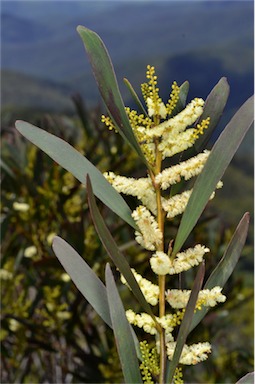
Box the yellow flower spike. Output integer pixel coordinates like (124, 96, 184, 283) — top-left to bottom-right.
(166, 81, 180, 116)
(145, 65, 166, 119)
(192, 117, 210, 140)
(141, 82, 150, 102)
(140, 340, 160, 383)
(101, 114, 116, 131)
(125, 107, 156, 165)
(173, 367, 184, 384)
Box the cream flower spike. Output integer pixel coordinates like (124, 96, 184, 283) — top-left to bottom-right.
(121, 269, 159, 306)
(126, 310, 180, 336)
(104, 172, 157, 213)
(155, 150, 210, 190)
(162, 181, 223, 219)
(159, 130, 197, 159)
(126, 310, 158, 335)
(166, 287, 226, 309)
(169, 244, 210, 275)
(163, 97, 204, 134)
(150, 252, 171, 275)
(167, 342, 211, 365)
(147, 97, 167, 119)
(162, 190, 193, 219)
(145, 98, 205, 140)
(132, 206, 163, 250)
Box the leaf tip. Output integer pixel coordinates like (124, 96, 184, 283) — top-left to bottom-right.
(76, 25, 85, 33)
(243, 212, 250, 228)
(86, 174, 93, 198)
(15, 120, 24, 131)
(52, 235, 62, 252)
(220, 76, 229, 84)
(105, 262, 111, 276)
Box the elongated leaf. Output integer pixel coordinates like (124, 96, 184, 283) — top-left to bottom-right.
(77, 26, 148, 167)
(15, 120, 136, 229)
(195, 77, 230, 151)
(173, 95, 254, 256)
(236, 372, 254, 384)
(0, 158, 16, 179)
(123, 77, 148, 116)
(53, 238, 142, 359)
(52, 236, 112, 328)
(105, 264, 142, 383)
(166, 262, 205, 383)
(86, 175, 159, 326)
(190, 212, 250, 332)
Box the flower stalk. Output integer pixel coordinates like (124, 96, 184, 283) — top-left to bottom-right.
(153, 141, 167, 383)
(99, 64, 239, 382)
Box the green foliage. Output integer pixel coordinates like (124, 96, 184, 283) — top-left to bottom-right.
(15, 120, 136, 229)
(2, 25, 253, 384)
(2, 94, 254, 383)
(77, 26, 148, 167)
(194, 77, 229, 152)
(86, 176, 156, 323)
(1, 101, 139, 383)
(53, 236, 112, 328)
(190, 213, 250, 332)
(172, 95, 253, 256)
(105, 264, 142, 383)
(166, 262, 205, 383)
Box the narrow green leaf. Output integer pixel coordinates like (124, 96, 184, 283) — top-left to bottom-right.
(86, 175, 158, 325)
(190, 212, 250, 332)
(52, 236, 112, 328)
(173, 95, 254, 256)
(236, 372, 254, 384)
(123, 77, 148, 116)
(105, 264, 142, 383)
(166, 262, 205, 383)
(0, 158, 16, 179)
(53, 238, 142, 360)
(195, 77, 230, 151)
(77, 26, 148, 167)
(15, 120, 136, 229)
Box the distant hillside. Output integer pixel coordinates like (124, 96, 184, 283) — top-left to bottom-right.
(1, 1, 253, 153)
(1, 12, 52, 44)
(1, 1, 253, 84)
(1, 70, 75, 113)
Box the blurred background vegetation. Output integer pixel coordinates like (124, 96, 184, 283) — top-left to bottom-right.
(1, 1, 253, 383)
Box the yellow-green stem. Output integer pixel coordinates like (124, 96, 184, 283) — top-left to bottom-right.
(159, 275, 166, 384)
(152, 140, 167, 384)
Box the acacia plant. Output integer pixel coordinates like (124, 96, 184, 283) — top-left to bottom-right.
(15, 27, 253, 383)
